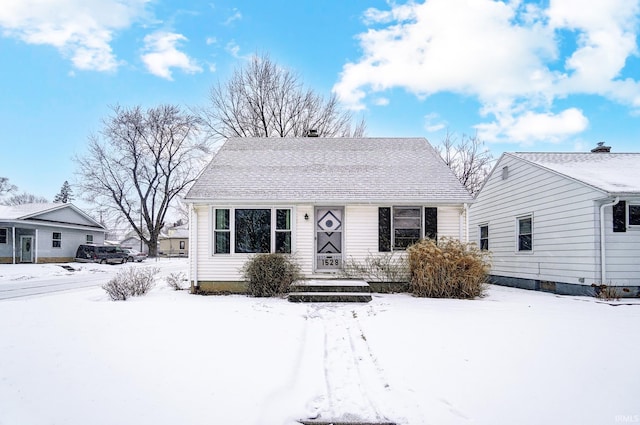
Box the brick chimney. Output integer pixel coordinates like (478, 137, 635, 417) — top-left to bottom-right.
(591, 142, 611, 153)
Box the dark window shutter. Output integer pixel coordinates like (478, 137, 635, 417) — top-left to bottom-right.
(613, 201, 626, 232)
(378, 207, 391, 252)
(425, 207, 438, 240)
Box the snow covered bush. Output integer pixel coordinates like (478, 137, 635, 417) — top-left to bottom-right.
(341, 252, 409, 284)
(102, 267, 160, 301)
(241, 254, 301, 297)
(166, 272, 187, 290)
(407, 238, 490, 299)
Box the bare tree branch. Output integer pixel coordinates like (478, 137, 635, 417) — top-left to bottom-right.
(437, 130, 494, 196)
(74, 104, 209, 256)
(199, 53, 366, 141)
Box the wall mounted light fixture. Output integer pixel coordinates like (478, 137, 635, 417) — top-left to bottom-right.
(304, 213, 309, 220)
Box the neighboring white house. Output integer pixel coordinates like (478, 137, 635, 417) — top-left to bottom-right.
(0, 203, 106, 264)
(470, 147, 640, 297)
(183, 137, 474, 293)
(159, 225, 188, 257)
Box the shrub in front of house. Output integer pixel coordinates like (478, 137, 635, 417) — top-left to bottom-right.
(341, 252, 410, 288)
(102, 267, 160, 301)
(407, 238, 490, 299)
(242, 253, 301, 297)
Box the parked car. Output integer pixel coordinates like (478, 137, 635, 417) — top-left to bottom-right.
(75, 244, 128, 265)
(122, 247, 147, 262)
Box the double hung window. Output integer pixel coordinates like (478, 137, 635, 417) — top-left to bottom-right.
(479, 225, 489, 251)
(52, 232, 62, 248)
(0, 228, 7, 244)
(378, 207, 437, 252)
(517, 216, 532, 252)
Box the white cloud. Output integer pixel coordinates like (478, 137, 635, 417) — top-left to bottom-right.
(141, 31, 202, 80)
(0, 0, 148, 71)
(335, 0, 640, 144)
(475, 108, 589, 144)
(373, 97, 390, 106)
(424, 112, 446, 132)
(223, 8, 242, 26)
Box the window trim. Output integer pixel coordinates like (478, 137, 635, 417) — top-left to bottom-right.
(379, 206, 437, 252)
(628, 203, 640, 228)
(516, 214, 533, 253)
(52, 232, 62, 249)
(0, 228, 7, 244)
(479, 224, 489, 251)
(211, 206, 294, 255)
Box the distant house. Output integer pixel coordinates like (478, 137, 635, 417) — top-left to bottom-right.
(119, 232, 149, 254)
(0, 203, 106, 264)
(159, 225, 188, 257)
(183, 137, 474, 293)
(470, 146, 640, 297)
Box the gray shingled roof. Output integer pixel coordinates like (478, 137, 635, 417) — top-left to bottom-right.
(185, 137, 473, 204)
(511, 152, 640, 195)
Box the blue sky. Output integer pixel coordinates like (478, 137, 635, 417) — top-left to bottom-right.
(1, 0, 640, 201)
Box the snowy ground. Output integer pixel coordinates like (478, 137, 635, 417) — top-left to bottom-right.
(1, 260, 639, 425)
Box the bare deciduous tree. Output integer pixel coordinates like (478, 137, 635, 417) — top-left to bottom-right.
(200, 54, 365, 140)
(0, 177, 17, 197)
(1, 192, 48, 205)
(74, 104, 208, 256)
(437, 131, 494, 196)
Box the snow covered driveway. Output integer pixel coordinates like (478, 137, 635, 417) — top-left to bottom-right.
(1, 260, 639, 425)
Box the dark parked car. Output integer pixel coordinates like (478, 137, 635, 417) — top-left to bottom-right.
(75, 244, 128, 264)
(122, 248, 147, 262)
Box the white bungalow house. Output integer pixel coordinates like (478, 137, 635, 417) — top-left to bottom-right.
(0, 203, 106, 264)
(183, 137, 474, 293)
(469, 145, 640, 297)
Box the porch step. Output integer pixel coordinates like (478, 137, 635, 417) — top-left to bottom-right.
(288, 279, 371, 303)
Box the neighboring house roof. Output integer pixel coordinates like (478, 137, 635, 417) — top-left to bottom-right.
(0, 202, 105, 230)
(160, 228, 189, 240)
(185, 137, 473, 204)
(509, 152, 640, 196)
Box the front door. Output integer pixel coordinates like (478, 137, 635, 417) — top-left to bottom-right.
(315, 207, 343, 272)
(20, 236, 34, 263)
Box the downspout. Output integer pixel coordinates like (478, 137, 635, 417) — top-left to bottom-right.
(600, 197, 619, 284)
(464, 203, 470, 244)
(189, 203, 198, 292)
(35, 228, 38, 263)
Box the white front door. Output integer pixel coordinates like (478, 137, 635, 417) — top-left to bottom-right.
(315, 207, 344, 272)
(20, 236, 34, 263)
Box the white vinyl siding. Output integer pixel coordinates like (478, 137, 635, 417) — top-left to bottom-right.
(192, 203, 467, 282)
(471, 154, 640, 286)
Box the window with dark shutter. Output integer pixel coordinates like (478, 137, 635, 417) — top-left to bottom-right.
(613, 201, 626, 232)
(378, 207, 391, 252)
(424, 207, 438, 240)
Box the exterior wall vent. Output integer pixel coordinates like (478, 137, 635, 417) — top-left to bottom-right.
(502, 166, 509, 180)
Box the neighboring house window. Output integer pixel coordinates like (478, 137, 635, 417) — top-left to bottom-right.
(179, 240, 186, 250)
(479, 225, 489, 251)
(0, 228, 7, 244)
(214, 207, 293, 255)
(517, 216, 532, 252)
(86, 235, 94, 244)
(214, 209, 230, 254)
(378, 207, 437, 251)
(275, 209, 292, 253)
(613, 201, 626, 232)
(52, 232, 62, 248)
(628, 203, 640, 227)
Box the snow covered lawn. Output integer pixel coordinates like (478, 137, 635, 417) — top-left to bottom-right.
(1, 260, 639, 425)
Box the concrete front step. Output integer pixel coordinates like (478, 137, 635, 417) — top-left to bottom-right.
(288, 292, 373, 303)
(288, 279, 371, 303)
(298, 421, 396, 425)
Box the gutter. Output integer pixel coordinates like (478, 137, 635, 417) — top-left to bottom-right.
(600, 197, 619, 284)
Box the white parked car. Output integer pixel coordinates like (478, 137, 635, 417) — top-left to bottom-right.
(122, 248, 147, 262)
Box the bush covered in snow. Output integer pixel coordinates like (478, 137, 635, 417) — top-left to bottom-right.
(241, 253, 301, 297)
(407, 238, 490, 299)
(102, 267, 160, 301)
(166, 271, 187, 290)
